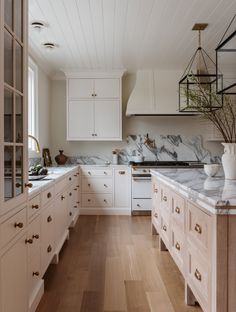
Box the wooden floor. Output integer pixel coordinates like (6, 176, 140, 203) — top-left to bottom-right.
(37, 216, 202, 312)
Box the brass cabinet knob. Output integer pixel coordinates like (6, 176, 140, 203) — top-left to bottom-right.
(47, 215, 52, 223)
(74, 188, 77, 191)
(69, 192, 72, 196)
(14, 222, 23, 228)
(76, 201, 80, 204)
(69, 177, 72, 181)
(25, 182, 33, 188)
(194, 269, 202, 281)
(77, 172, 80, 175)
(119, 171, 125, 175)
(15, 183, 22, 188)
(175, 242, 180, 251)
(32, 271, 40, 276)
(25, 238, 33, 244)
(163, 196, 167, 202)
(175, 207, 180, 214)
(69, 212, 72, 216)
(76, 185, 80, 188)
(32, 234, 39, 239)
(61, 195, 65, 200)
(47, 192, 52, 198)
(88, 184, 91, 187)
(47, 245, 52, 253)
(74, 174, 77, 177)
(154, 188, 158, 193)
(104, 199, 107, 203)
(194, 223, 202, 234)
(88, 199, 91, 202)
(154, 213, 158, 218)
(162, 225, 167, 232)
(32, 204, 39, 209)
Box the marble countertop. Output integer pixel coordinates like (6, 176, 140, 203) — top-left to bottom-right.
(151, 168, 236, 214)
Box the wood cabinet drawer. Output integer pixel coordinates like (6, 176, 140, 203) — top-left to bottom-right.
(161, 185, 172, 213)
(172, 192, 185, 228)
(187, 202, 211, 256)
(82, 169, 112, 177)
(0, 207, 27, 248)
(41, 185, 54, 207)
(170, 224, 184, 274)
(28, 194, 41, 221)
(82, 194, 112, 207)
(82, 178, 112, 193)
(160, 214, 170, 248)
(132, 198, 152, 211)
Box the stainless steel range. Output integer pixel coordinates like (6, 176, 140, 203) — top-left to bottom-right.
(130, 161, 204, 215)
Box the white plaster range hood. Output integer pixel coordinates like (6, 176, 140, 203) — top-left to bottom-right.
(126, 69, 196, 116)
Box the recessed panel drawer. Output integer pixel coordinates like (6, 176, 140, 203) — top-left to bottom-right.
(82, 169, 112, 177)
(170, 224, 184, 274)
(160, 214, 170, 248)
(132, 198, 152, 211)
(82, 178, 112, 193)
(82, 194, 112, 207)
(172, 192, 185, 228)
(161, 185, 172, 213)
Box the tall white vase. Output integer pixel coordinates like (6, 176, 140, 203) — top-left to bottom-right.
(222, 143, 236, 180)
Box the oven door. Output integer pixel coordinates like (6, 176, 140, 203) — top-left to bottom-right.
(132, 177, 152, 199)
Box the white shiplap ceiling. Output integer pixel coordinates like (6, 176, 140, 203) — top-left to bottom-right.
(29, 0, 236, 78)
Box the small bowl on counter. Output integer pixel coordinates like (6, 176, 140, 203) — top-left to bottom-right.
(204, 164, 221, 177)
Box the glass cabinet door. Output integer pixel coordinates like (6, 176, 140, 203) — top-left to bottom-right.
(1, 0, 28, 212)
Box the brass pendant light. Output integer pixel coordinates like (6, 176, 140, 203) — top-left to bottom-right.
(179, 23, 223, 112)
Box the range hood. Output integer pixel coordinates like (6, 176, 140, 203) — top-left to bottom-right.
(126, 70, 196, 116)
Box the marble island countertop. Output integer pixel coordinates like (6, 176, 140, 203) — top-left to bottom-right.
(151, 168, 236, 215)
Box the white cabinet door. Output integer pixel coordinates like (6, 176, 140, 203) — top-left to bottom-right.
(68, 78, 94, 99)
(94, 79, 120, 98)
(0, 234, 28, 312)
(94, 100, 121, 139)
(114, 169, 131, 208)
(67, 100, 94, 139)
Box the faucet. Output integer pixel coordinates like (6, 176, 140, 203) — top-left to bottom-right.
(28, 135, 41, 153)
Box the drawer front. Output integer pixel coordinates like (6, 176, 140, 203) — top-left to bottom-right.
(29, 248, 41, 300)
(187, 246, 210, 311)
(187, 202, 211, 256)
(160, 214, 170, 248)
(132, 198, 152, 211)
(28, 194, 41, 220)
(27, 216, 41, 258)
(161, 185, 172, 213)
(170, 225, 184, 273)
(82, 169, 112, 177)
(82, 194, 112, 207)
(41, 185, 54, 207)
(0, 207, 27, 248)
(82, 178, 112, 193)
(172, 192, 185, 228)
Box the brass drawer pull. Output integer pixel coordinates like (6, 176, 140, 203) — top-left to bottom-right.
(47, 192, 52, 199)
(25, 182, 33, 188)
(175, 207, 180, 214)
(69, 192, 72, 196)
(154, 213, 158, 218)
(74, 205, 77, 208)
(25, 238, 33, 244)
(194, 269, 202, 281)
(163, 196, 167, 202)
(88, 184, 91, 187)
(162, 225, 167, 232)
(47, 215, 52, 223)
(32, 234, 39, 239)
(154, 188, 158, 193)
(61, 195, 65, 200)
(77, 201, 80, 204)
(69, 177, 72, 181)
(32, 271, 40, 276)
(194, 223, 202, 234)
(76, 185, 80, 188)
(175, 242, 180, 251)
(32, 204, 39, 209)
(69, 212, 72, 216)
(14, 222, 23, 228)
(88, 199, 91, 202)
(119, 171, 125, 175)
(74, 188, 77, 191)
(74, 174, 77, 177)
(47, 245, 52, 253)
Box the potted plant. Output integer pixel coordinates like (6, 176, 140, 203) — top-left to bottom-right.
(181, 75, 236, 179)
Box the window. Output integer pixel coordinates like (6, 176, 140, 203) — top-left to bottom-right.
(28, 58, 38, 151)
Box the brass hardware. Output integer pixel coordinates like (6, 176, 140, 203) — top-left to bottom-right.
(192, 23, 208, 31)
(47, 245, 52, 253)
(47, 215, 52, 223)
(194, 223, 202, 234)
(69, 192, 72, 196)
(88, 184, 91, 187)
(76, 185, 80, 187)
(162, 225, 167, 232)
(74, 206, 77, 208)
(32, 234, 39, 239)
(74, 174, 77, 177)
(69, 177, 72, 181)
(61, 195, 65, 200)
(76, 201, 80, 204)
(74, 188, 77, 191)
(77, 172, 80, 175)
(25, 182, 33, 188)
(47, 192, 52, 198)
(119, 171, 125, 175)
(15, 183, 22, 188)
(14, 222, 23, 228)
(88, 199, 91, 202)
(104, 184, 107, 187)
(94, 94, 97, 97)
(194, 269, 202, 281)
(175, 207, 180, 214)
(25, 238, 33, 244)
(154, 188, 158, 193)
(154, 213, 158, 218)
(32, 204, 39, 209)
(175, 242, 180, 251)
(163, 196, 167, 202)
(69, 212, 72, 216)
(104, 199, 107, 203)
(32, 271, 40, 276)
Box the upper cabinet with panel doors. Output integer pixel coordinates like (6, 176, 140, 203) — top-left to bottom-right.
(0, 0, 29, 216)
(66, 71, 125, 141)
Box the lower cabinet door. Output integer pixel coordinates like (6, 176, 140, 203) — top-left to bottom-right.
(0, 234, 28, 312)
(114, 169, 131, 208)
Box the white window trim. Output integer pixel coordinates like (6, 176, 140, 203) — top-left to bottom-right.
(28, 57, 39, 157)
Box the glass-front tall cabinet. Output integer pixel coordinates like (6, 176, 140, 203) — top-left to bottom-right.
(0, 0, 28, 215)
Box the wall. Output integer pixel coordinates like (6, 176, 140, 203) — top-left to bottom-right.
(50, 74, 223, 161)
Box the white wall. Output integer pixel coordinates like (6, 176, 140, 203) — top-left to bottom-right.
(50, 74, 223, 160)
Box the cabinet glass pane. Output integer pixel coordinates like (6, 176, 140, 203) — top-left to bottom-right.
(4, 0, 13, 29)
(4, 146, 13, 201)
(15, 146, 23, 196)
(15, 94, 23, 143)
(15, 41, 23, 92)
(4, 30, 13, 86)
(14, 0, 23, 40)
(4, 89, 13, 142)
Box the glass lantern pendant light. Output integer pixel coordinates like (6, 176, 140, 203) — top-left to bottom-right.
(179, 23, 223, 112)
(216, 14, 236, 94)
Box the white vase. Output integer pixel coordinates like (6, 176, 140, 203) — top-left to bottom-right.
(222, 143, 236, 180)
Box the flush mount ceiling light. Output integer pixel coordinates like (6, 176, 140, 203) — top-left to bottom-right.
(216, 14, 236, 94)
(31, 21, 46, 31)
(43, 42, 57, 50)
(179, 23, 223, 113)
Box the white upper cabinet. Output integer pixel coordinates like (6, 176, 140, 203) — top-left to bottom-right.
(66, 71, 124, 141)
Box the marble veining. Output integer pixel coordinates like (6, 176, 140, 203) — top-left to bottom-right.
(151, 168, 236, 214)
